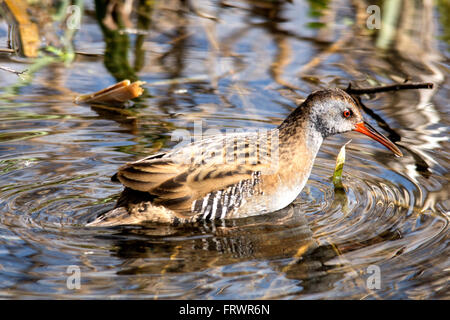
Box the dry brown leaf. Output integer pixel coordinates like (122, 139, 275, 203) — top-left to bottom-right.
(74, 80, 145, 106)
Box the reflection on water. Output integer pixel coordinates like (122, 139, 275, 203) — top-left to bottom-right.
(0, 0, 448, 299)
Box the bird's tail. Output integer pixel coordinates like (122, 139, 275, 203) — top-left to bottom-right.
(86, 203, 186, 227)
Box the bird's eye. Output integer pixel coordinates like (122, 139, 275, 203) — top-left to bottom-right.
(343, 110, 352, 118)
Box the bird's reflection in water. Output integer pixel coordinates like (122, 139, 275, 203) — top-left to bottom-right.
(90, 203, 343, 293)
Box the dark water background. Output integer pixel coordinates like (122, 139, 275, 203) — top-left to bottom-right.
(0, 0, 448, 299)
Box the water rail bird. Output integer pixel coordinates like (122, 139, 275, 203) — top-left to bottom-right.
(87, 88, 402, 227)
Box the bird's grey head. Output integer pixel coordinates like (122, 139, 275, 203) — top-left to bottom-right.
(279, 88, 402, 157)
(299, 88, 402, 157)
(305, 88, 364, 138)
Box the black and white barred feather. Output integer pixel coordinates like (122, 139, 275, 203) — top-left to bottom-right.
(191, 171, 263, 220)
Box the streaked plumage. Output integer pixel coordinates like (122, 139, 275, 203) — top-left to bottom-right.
(87, 88, 402, 227)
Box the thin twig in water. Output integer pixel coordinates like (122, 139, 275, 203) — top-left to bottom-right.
(345, 82, 434, 95)
(0, 65, 28, 77)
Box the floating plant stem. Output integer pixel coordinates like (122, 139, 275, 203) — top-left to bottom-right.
(332, 140, 352, 189)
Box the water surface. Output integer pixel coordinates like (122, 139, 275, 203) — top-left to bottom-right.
(0, 0, 448, 299)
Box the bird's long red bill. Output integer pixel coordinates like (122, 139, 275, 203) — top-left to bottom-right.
(353, 122, 403, 157)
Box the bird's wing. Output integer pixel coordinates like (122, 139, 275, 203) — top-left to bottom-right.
(116, 159, 269, 217)
(115, 131, 279, 217)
